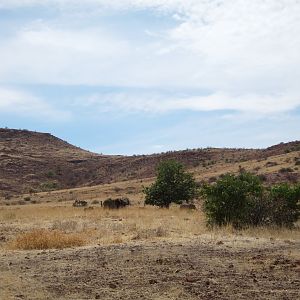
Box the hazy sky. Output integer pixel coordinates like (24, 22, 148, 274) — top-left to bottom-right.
(0, 0, 299, 154)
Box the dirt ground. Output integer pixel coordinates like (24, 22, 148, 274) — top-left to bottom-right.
(1, 235, 299, 300)
(0, 203, 300, 300)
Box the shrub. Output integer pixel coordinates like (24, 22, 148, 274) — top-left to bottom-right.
(4, 193, 12, 200)
(202, 172, 263, 228)
(45, 171, 55, 178)
(143, 160, 198, 208)
(265, 161, 278, 167)
(40, 181, 58, 191)
(29, 188, 38, 194)
(202, 173, 300, 228)
(258, 174, 267, 182)
(267, 184, 300, 227)
(244, 195, 271, 227)
(279, 167, 293, 173)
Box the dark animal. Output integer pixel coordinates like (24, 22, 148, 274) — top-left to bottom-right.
(73, 200, 88, 207)
(103, 198, 130, 209)
(180, 203, 196, 210)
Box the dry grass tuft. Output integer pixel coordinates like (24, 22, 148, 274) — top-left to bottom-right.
(8, 229, 86, 250)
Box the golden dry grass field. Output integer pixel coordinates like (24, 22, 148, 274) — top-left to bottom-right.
(0, 202, 299, 299)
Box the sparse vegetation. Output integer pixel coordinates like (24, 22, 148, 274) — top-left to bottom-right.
(279, 167, 293, 173)
(0, 128, 299, 198)
(40, 181, 59, 191)
(265, 161, 278, 167)
(45, 170, 55, 178)
(0, 130, 299, 300)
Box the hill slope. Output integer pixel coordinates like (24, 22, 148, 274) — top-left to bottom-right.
(0, 128, 299, 197)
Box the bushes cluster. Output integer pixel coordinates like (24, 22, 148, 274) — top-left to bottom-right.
(202, 173, 300, 228)
(143, 160, 299, 228)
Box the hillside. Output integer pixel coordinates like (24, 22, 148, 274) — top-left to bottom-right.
(0, 128, 299, 198)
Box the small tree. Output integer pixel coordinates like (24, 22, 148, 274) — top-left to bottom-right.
(143, 160, 198, 208)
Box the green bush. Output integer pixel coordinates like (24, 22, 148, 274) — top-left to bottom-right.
(202, 172, 263, 228)
(143, 160, 198, 208)
(45, 171, 55, 178)
(267, 184, 300, 227)
(202, 173, 300, 228)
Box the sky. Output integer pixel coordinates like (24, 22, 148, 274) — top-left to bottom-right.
(0, 0, 299, 155)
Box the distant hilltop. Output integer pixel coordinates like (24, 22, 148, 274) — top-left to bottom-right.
(0, 128, 299, 197)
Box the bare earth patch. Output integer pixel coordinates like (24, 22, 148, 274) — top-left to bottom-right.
(0, 237, 299, 300)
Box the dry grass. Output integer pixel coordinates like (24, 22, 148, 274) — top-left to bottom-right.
(0, 205, 206, 248)
(1, 204, 299, 251)
(8, 229, 86, 250)
(240, 225, 300, 240)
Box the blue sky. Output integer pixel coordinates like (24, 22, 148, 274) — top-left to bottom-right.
(0, 0, 299, 155)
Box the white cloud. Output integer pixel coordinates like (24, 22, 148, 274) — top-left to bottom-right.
(79, 91, 300, 115)
(0, 87, 71, 120)
(0, 25, 131, 85)
(0, 0, 299, 115)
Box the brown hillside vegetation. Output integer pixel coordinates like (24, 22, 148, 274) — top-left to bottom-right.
(0, 128, 299, 200)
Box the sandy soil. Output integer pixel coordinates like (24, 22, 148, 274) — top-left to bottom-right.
(1, 236, 299, 300)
